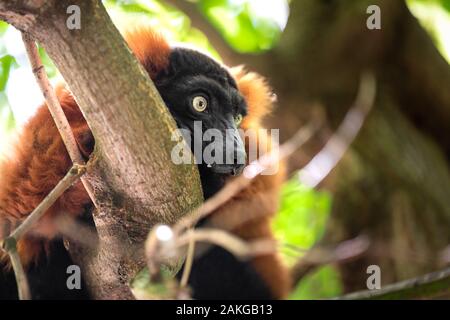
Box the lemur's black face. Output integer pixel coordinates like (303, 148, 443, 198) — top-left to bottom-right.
(154, 48, 248, 177)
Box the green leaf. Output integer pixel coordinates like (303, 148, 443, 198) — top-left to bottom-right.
(289, 266, 343, 300)
(273, 178, 332, 259)
(197, 0, 283, 53)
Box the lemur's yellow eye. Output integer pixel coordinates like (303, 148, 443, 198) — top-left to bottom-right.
(192, 96, 208, 112)
(235, 114, 243, 126)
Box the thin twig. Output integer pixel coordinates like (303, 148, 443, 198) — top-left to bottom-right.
(0, 164, 85, 300)
(179, 230, 195, 288)
(2, 238, 31, 300)
(21, 32, 97, 207)
(176, 228, 277, 259)
(335, 267, 450, 300)
(299, 72, 377, 187)
(22, 33, 84, 165)
(145, 225, 169, 281)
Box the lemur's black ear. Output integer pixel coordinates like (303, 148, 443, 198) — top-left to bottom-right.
(123, 27, 171, 79)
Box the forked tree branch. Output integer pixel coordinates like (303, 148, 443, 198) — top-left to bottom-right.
(1, 165, 85, 299)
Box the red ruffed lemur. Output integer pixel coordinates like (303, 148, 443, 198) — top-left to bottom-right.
(0, 27, 290, 299)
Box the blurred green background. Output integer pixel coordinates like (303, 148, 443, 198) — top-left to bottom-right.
(0, 0, 448, 299)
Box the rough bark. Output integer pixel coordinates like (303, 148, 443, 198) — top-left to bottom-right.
(0, 0, 202, 299)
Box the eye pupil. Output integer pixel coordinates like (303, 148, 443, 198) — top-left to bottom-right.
(193, 96, 208, 112)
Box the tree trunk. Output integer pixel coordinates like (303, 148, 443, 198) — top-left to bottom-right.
(0, 0, 202, 299)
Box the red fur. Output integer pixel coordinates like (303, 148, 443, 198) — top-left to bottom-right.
(123, 28, 171, 79)
(0, 27, 290, 298)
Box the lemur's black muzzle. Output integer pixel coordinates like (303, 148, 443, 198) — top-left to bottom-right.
(208, 115, 246, 176)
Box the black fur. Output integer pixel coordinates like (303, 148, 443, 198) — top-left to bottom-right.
(180, 241, 273, 300)
(155, 48, 247, 177)
(0, 239, 90, 300)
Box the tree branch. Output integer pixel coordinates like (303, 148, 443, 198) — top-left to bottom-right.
(21, 32, 97, 206)
(22, 33, 83, 165)
(175, 229, 276, 259)
(1, 164, 85, 299)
